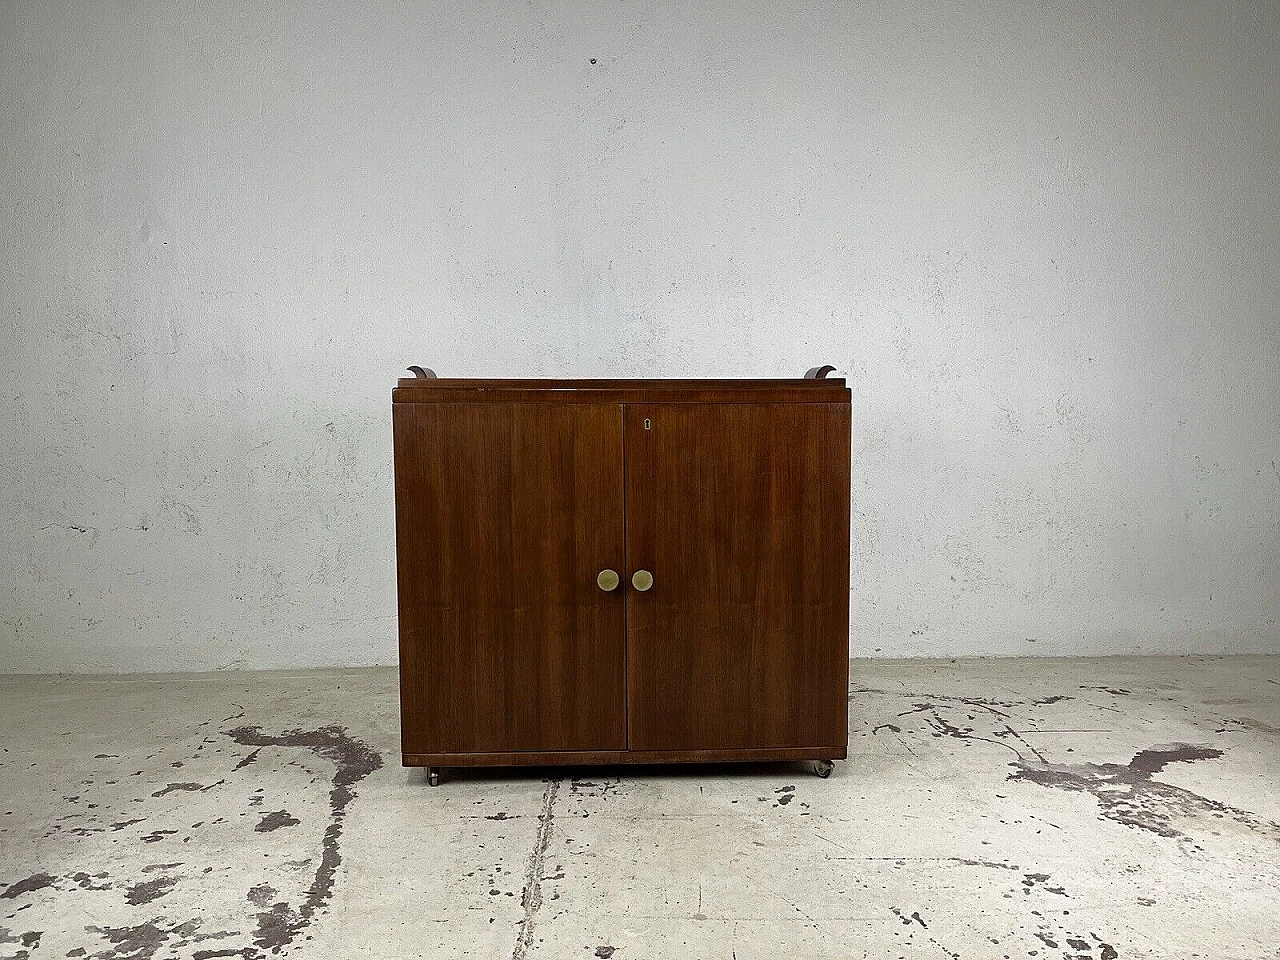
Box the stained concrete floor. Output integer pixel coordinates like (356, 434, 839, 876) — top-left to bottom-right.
(1, 656, 1278, 960)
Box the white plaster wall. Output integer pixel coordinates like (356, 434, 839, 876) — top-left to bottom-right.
(2, 0, 1278, 673)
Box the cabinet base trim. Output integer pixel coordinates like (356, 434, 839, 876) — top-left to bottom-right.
(402, 746, 848, 767)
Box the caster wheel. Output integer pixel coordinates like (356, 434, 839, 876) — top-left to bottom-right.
(813, 759, 835, 779)
(428, 767, 441, 787)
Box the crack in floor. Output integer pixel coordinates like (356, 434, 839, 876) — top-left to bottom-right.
(512, 778, 561, 960)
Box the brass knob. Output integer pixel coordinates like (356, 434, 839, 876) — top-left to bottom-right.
(631, 569, 654, 592)
(596, 568, 620, 592)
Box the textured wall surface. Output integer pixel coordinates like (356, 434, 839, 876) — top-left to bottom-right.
(2, 0, 1278, 673)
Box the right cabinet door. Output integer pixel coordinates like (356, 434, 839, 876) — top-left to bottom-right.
(624, 402, 851, 752)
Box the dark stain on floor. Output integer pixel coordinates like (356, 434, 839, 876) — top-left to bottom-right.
(1021, 872, 1068, 897)
(83, 918, 242, 960)
(1, 722, 383, 960)
(247, 884, 277, 908)
(253, 809, 300, 833)
(225, 725, 383, 954)
(886, 906, 962, 958)
(1080, 686, 1133, 696)
(1010, 743, 1280, 842)
(900, 700, 1047, 762)
(0, 874, 56, 901)
(891, 906, 927, 927)
(1037, 928, 1119, 959)
(1228, 716, 1280, 736)
(124, 876, 179, 906)
(150, 783, 205, 798)
(70, 871, 112, 891)
(0, 927, 42, 960)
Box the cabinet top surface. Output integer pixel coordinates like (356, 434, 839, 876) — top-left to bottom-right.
(393, 377, 850, 404)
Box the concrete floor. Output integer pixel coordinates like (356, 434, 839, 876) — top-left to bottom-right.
(0, 657, 1277, 960)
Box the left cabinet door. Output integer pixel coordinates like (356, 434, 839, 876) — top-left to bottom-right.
(394, 402, 627, 755)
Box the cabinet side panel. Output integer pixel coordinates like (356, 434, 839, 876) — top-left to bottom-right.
(393, 402, 626, 754)
(625, 402, 851, 752)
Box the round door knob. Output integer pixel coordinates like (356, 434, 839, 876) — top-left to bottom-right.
(596, 568, 620, 592)
(631, 569, 654, 592)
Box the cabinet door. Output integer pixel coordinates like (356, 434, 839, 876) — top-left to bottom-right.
(394, 403, 626, 754)
(624, 403, 850, 751)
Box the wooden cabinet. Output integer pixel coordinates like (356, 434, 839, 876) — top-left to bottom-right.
(393, 377, 851, 781)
